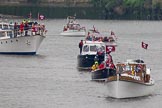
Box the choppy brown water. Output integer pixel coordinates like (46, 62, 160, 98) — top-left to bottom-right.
(0, 19, 162, 108)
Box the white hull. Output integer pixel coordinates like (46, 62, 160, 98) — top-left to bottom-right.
(106, 79, 155, 98)
(60, 30, 85, 37)
(0, 35, 45, 55)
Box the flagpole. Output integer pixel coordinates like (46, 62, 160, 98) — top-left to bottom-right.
(141, 41, 148, 62)
(104, 43, 107, 68)
(29, 11, 32, 22)
(38, 12, 39, 22)
(140, 42, 142, 63)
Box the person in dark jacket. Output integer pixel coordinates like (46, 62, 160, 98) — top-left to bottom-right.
(24, 21, 29, 36)
(14, 22, 18, 38)
(79, 40, 83, 54)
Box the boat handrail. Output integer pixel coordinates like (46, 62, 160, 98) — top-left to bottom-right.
(0, 28, 46, 39)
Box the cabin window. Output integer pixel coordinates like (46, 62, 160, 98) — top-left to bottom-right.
(101, 46, 105, 51)
(9, 25, 14, 29)
(97, 46, 105, 52)
(0, 32, 5, 37)
(117, 65, 124, 73)
(90, 45, 97, 52)
(3, 25, 8, 29)
(83, 45, 89, 52)
(7, 31, 13, 38)
(125, 65, 131, 71)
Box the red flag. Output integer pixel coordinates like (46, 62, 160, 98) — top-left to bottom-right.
(106, 45, 115, 53)
(39, 15, 45, 20)
(38, 13, 45, 20)
(142, 42, 148, 49)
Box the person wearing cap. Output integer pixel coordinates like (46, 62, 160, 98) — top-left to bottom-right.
(79, 40, 83, 54)
(91, 61, 99, 71)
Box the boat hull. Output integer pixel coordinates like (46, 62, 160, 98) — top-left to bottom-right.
(106, 79, 155, 98)
(77, 54, 104, 70)
(0, 35, 45, 55)
(60, 30, 85, 37)
(91, 68, 116, 80)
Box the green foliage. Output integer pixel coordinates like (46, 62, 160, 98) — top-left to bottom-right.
(105, 0, 118, 9)
(91, 0, 146, 8)
(27, 0, 40, 4)
(123, 0, 145, 8)
(91, 0, 123, 9)
(90, 0, 100, 7)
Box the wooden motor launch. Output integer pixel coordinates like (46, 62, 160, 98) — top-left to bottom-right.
(106, 59, 155, 99)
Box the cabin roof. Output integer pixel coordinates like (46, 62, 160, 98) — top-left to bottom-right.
(116, 59, 146, 65)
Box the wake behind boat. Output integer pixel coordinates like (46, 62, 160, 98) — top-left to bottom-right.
(106, 59, 155, 99)
(60, 16, 86, 37)
(0, 21, 47, 55)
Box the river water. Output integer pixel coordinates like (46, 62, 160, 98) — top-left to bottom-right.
(0, 19, 162, 108)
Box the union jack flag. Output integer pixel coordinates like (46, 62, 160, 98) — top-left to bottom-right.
(141, 42, 148, 49)
(38, 13, 45, 20)
(106, 45, 115, 53)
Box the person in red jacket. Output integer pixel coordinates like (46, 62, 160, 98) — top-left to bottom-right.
(98, 61, 105, 69)
(79, 40, 83, 54)
(20, 22, 24, 36)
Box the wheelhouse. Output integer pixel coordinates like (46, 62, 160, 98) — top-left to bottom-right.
(82, 41, 105, 55)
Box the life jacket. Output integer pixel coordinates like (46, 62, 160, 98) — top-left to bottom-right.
(99, 63, 105, 69)
(20, 23, 24, 32)
(91, 64, 98, 71)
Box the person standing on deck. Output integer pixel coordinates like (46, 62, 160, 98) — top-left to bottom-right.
(24, 21, 29, 36)
(14, 22, 18, 38)
(79, 40, 83, 54)
(20, 22, 24, 36)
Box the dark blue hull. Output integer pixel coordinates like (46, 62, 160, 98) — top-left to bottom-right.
(91, 68, 116, 80)
(77, 54, 104, 69)
(0, 52, 36, 55)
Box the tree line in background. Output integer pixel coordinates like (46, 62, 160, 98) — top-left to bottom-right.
(91, 0, 162, 20)
(1, 0, 162, 20)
